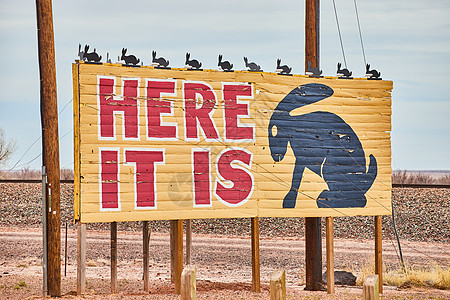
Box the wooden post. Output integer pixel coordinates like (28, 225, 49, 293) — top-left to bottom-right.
(186, 219, 192, 265)
(326, 217, 334, 294)
(251, 217, 261, 293)
(374, 216, 383, 294)
(363, 274, 379, 300)
(181, 265, 197, 300)
(305, 0, 320, 71)
(111, 222, 117, 294)
(143, 221, 150, 292)
(35, 0, 61, 296)
(76, 222, 86, 295)
(305, 217, 322, 290)
(173, 220, 184, 294)
(305, 0, 322, 291)
(270, 269, 286, 300)
(170, 220, 175, 283)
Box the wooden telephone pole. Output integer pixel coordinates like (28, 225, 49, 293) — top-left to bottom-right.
(305, 0, 323, 291)
(35, 0, 61, 296)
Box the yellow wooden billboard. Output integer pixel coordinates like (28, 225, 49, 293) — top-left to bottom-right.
(73, 61, 393, 223)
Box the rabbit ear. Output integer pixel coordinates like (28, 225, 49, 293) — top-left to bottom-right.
(338, 62, 341, 68)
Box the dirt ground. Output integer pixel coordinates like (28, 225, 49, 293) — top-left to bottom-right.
(0, 227, 449, 299)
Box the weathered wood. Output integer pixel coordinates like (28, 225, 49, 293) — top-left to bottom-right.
(270, 269, 286, 300)
(363, 274, 379, 300)
(72, 63, 81, 220)
(36, 0, 60, 296)
(305, 217, 322, 291)
(143, 221, 150, 292)
(111, 222, 117, 294)
(170, 220, 175, 284)
(305, 0, 320, 71)
(375, 216, 383, 294)
(181, 265, 197, 300)
(326, 217, 334, 294)
(251, 217, 261, 293)
(186, 219, 192, 265)
(305, 0, 322, 291)
(174, 220, 184, 294)
(76, 222, 86, 295)
(74, 63, 393, 223)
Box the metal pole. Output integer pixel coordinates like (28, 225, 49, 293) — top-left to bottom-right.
(41, 166, 47, 295)
(65, 222, 68, 276)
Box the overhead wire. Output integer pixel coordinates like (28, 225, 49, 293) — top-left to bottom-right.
(332, 0, 348, 69)
(353, 0, 367, 67)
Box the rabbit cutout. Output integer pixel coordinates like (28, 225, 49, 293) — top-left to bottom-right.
(185, 53, 202, 69)
(106, 52, 112, 64)
(276, 59, 292, 75)
(218, 54, 233, 71)
(268, 83, 377, 209)
(121, 48, 140, 66)
(78, 44, 85, 61)
(152, 51, 170, 68)
(83, 45, 102, 63)
(306, 61, 323, 76)
(244, 57, 263, 72)
(365, 64, 381, 79)
(337, 62, 352, 78)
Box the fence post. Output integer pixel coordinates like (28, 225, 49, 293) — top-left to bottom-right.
(181, 265, 197, 300)
(363, 274, 379, 300)
(270, 269, 286, 300)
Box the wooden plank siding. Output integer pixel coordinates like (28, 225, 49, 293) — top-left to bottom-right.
(73, 61, 393, 223)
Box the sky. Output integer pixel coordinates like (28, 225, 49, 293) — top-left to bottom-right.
(0, 0, 449, 172)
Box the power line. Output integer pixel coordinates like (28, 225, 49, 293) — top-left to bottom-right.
(353, 0, 367, 67)
(332, 0, 348, 68)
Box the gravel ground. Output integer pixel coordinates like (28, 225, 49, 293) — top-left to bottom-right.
(0, 183, 448, 244)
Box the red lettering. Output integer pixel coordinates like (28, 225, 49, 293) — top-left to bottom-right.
(192, 149, 211, 207)
(125, 149, 165, 209)
(223, 83, 254, 141)
(100, 149, 120, 210)
(146, 80, 177, 140)
(98, 77, 139, 139)
(214, 148, 254, 207)
(183, 82, 220, 141)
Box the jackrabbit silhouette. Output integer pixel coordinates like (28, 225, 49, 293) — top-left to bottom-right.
(121, 48, 140, 66)
(365, 64, 381, 79)
(185, 53, 202, 69)
(243, 57, 262, 72)
(78, 44, 85, 61)
(218, 54, 233, 71)
(276, 59, 292, 75)
(306, 61, 322, 76)
(268, 83, 377, 209)
(337, 62, 352, 78)
(83, 45, 102, 62)
(152, 51, 170, 68)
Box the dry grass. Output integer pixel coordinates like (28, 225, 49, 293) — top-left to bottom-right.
(392, 170, 450, 185)
(0, 168, 73, 180)
(356, 260, 450, 290)
(385, 265, 450, 290)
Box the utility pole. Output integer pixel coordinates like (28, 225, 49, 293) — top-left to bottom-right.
(305, 0, 323, 291)
(35, 0, 61, 296)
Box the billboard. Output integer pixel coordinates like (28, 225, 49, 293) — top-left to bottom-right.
(73, 62, 393, 223)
